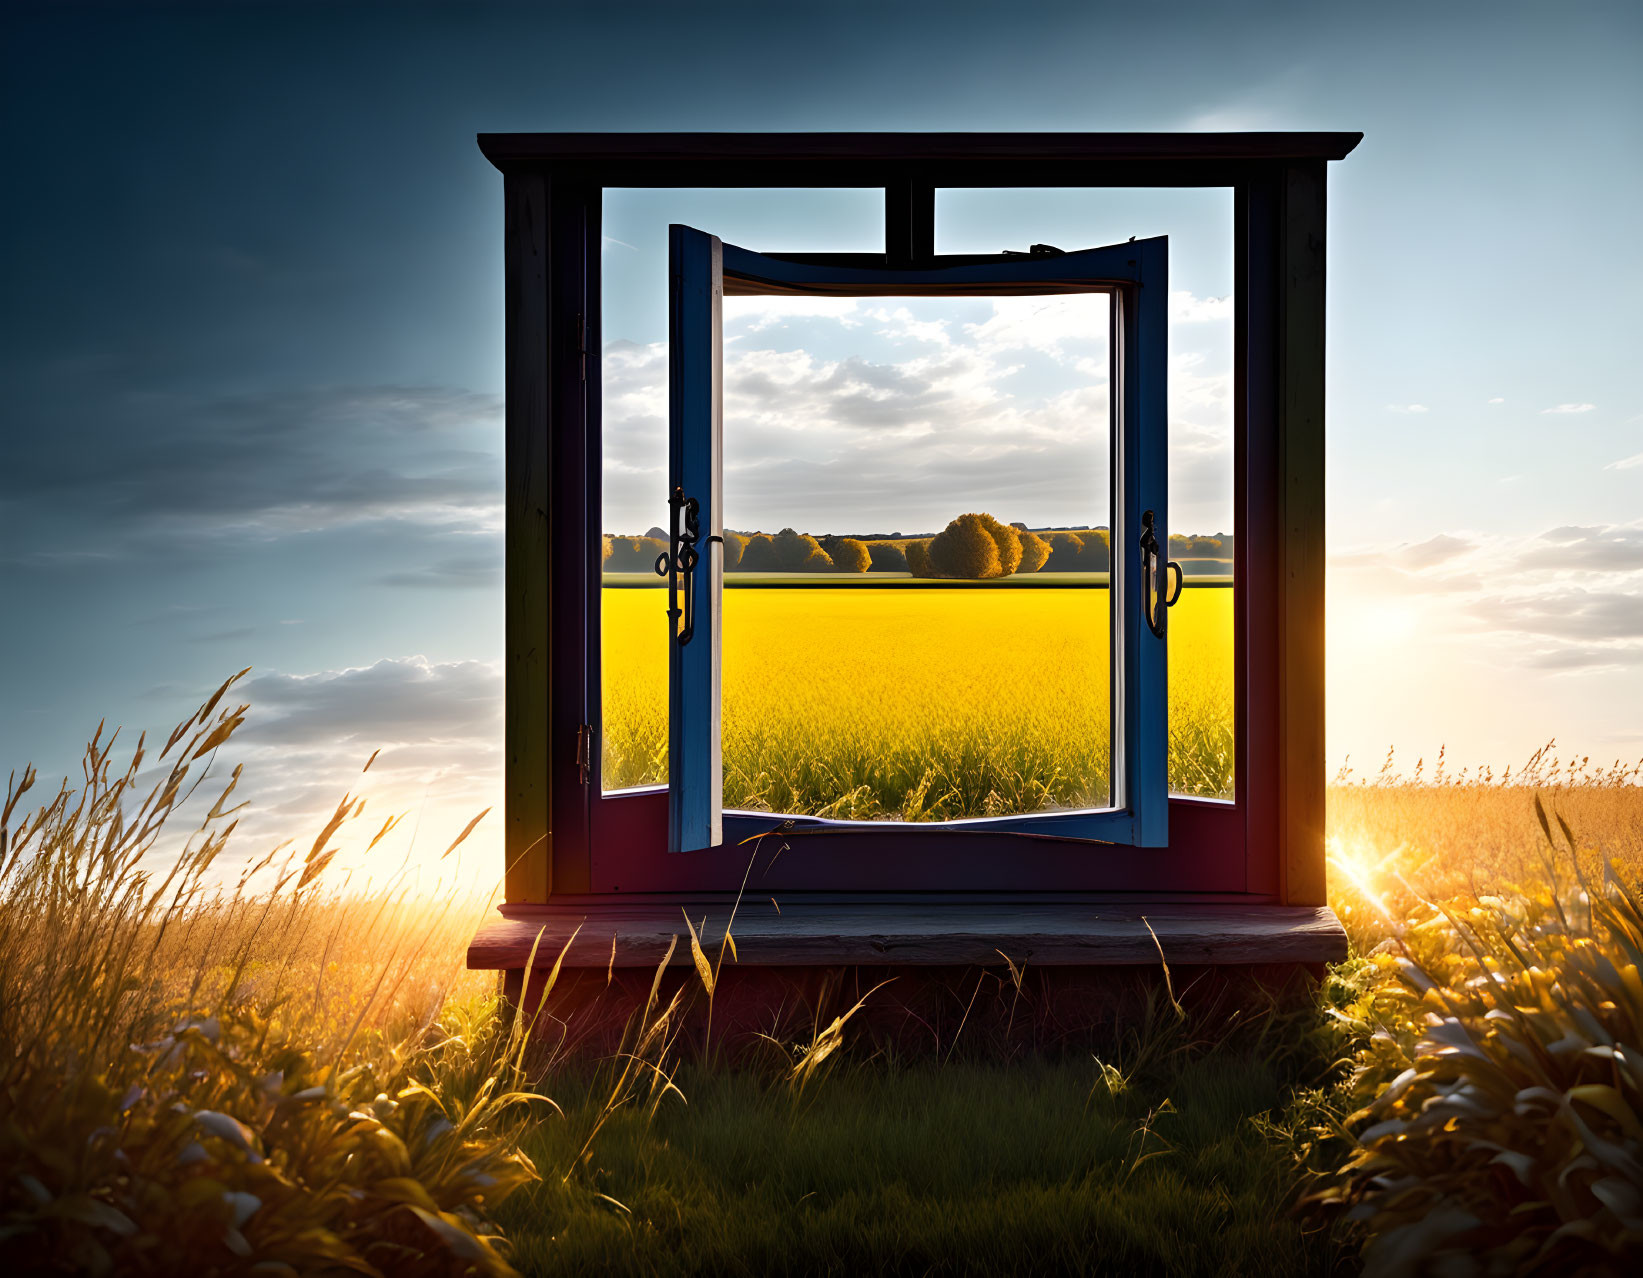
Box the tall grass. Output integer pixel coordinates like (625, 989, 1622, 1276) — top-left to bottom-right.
(0, 677, 546, 1276)
(1312, 752, 1643, 1275)
(8, 665, 1643, 1275)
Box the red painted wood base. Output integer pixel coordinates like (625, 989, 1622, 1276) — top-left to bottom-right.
(500, 960, 1329, 1062)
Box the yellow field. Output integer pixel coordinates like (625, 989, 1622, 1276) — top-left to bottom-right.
(601, 584, 1234, 814)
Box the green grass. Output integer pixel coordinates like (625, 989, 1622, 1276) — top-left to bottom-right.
(497, 1048, 1352, 1277)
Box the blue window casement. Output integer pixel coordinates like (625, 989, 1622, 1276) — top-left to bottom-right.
(665, 224, 1172, 853)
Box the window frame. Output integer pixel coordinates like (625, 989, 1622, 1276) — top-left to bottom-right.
(665, 226, 1172, 853)
(487, 133, 1355, 906)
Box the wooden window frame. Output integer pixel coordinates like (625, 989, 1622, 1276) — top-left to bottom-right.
(487, 133, 1360, 909)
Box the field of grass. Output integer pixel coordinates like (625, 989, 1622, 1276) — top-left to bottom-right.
(601, 582, 1236, 811)
(496, 1050, 1349, 1278)
(5, 682, 1642, 1275)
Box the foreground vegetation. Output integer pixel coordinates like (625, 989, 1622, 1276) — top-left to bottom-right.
(4, 681, 1642, 1274)
(0, 681, 526, 1276)
(498, 1047, 1348, 1278)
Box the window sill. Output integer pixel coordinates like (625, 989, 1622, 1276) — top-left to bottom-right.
(468, 896, 1346, 970)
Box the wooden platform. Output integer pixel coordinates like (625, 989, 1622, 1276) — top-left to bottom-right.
(468, 897, 1347, 970)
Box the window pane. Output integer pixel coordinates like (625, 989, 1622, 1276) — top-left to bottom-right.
(939, 189, 1236, 800)
(721, 292, 1113, 820)
(600, 190, 883, 790)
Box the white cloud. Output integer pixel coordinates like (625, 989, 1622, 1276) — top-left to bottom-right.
(726, 295, 862, 332)
(203, 655, 506, 888)
(1487, 397, 1505, 404)
(1542, 402, 1597, 414)
(865, 305, 953, 347)
(1332, 520, 1643, 674)
(1170, 290, 1232, 323)
(1606, 452, 1643, 471)
(964, 294, 1110, 360)
(1387, 404, 1429, 414)
(602, 291, 1233, 538)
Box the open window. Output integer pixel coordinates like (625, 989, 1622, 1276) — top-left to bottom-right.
(663, 225, 1174, 853)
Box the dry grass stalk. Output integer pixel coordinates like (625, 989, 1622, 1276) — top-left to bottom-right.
(0, 681, 544, 1276)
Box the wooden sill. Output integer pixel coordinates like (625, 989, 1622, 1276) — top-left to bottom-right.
(468, 897, 1347, 970)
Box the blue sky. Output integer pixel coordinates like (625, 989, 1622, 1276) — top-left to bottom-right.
(3, 1, 1640, 875)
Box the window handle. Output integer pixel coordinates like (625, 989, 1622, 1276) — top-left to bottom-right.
(1139, 510, 1182, 639)
(655, 486, 718, 646)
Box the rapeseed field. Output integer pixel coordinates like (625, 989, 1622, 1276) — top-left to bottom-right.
(600, 584, 1235, 812)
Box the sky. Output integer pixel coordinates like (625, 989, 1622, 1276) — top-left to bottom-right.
(2, 0, 1640, 882)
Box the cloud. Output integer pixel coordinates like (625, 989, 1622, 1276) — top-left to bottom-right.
(240, 655, 500, 750)
(603, 292, 1232, 539)
(1538, 525, 1595, 545)
(1170, 291, 1232, 323)
(1402, 534, 1475, 569)
(1541, 403, 1596, 414)
(2, 385, 503, 558)
(727, 295, 863, 332)
(1386, 404, 1429, 414)
(200, 656, 506, 879)
(379, 547, 501, 589)
(1522, 643, 1643, 672)
(1488, 397, 1505, 404)
(1518, 526, 1643, 573)
(1471, 589, 1643, 643)
(106, 656, 506, 890)
(1334, 521, 1643, 675)
(1607, 451, 1643, 471)
(964, 294, 1110, 361)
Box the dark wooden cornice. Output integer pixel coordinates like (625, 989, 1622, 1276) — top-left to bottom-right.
(477, 131, 1363, 183)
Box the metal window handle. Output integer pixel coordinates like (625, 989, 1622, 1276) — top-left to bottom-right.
(655, 486, 718, 646)
(1139, 510, 1184, 640)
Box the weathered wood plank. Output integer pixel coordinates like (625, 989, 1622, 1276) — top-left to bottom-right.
(1277, 161, 1328, 908)
(503, 171, 551, 904)
(468, 900, 1346, 969)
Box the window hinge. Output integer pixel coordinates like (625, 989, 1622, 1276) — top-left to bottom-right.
(575, 723, 594, 785)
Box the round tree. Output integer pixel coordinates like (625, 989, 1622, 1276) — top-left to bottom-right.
(773, 528, 831, 571)
(1042, 531, 1084, 571)
(867, 540, 907, 572)
(929, 514, 1004, 579)
(739, 533, 781, 571)
(904, 539, 934, 577)
(976, 513, 1023, 576)
(1016, 527, 1051, 573)
(829, 537, 872, 573)
(1079, 528, 1112, 570)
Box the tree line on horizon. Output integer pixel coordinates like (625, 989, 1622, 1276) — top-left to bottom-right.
(603, 517, 1231, 580)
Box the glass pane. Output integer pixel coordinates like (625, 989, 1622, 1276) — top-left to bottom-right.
(720, 291, 1113, 820)
(939, 189, 1236, 800)
(600, 190, 883, 791)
